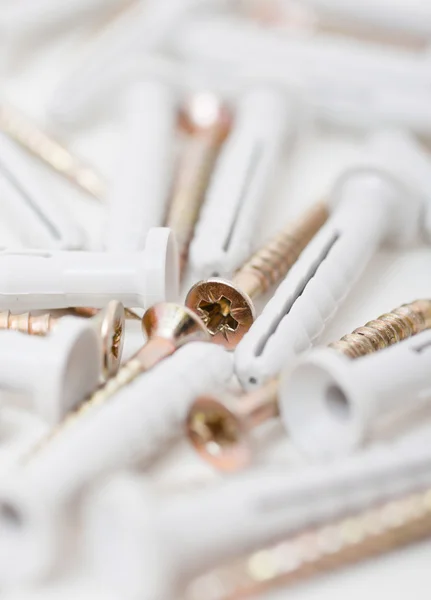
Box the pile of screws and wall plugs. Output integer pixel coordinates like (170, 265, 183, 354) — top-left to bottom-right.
(1, 1, 431, 599)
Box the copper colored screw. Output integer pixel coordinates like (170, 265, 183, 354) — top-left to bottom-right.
(186, 487, 431, 599)
(187, 378, 279, 471)
(0, 300, 125, 380)
(35, 303, 209, 447)
(0, 103, 105, 200)
(329, 299, 431, 358)
(186, 299, 431, 471)
(186, 201, 328, 349)
(165, 92, 231, 277)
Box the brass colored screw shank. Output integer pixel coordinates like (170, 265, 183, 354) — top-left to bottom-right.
(329, 299, 431, 358)
(0, 103, 106, 200)
(165, 92, 231, 277)
(186, 201, 328, 348)
(188, 487, 431, 600)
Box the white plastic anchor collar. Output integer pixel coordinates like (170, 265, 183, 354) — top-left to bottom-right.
(0, 317, 101, 425)
(189, 83, 296, 280)
(281, 328, 431, 460)
(0, 342, 232, 586)
(234, 129, 429, 390)
(0, 227, 179, 311)
(104, 79, 178, 252)
(0, 133, 85, 250)
(83, 427, 431, 599)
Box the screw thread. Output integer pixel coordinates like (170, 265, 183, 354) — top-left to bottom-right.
(0, 310, 56, 336)
(197, 488, 431, 600)
(232, 201, 329, 298)
(329, 299, 431, 359)
(0, 104, 105, 200)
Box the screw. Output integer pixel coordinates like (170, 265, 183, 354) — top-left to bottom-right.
(329, 299, 431, 358)
(187, 487, 431, 599)
(186, 201, 328, 349)
(186, 378, 279, 471)
(0, 103, 105, 200)
(165, 91, 231, 277)
(187, 299, 431, 470)
(33, 303, 209, 449)
(0, 301, 125, 380)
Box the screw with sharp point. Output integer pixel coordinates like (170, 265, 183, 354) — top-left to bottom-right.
(0, 300, 125, 381)
(186, 299, 431, 470)
(0, 103, 105, 200)
(165, 91, 231, 277)
(186, 201, 328, 349)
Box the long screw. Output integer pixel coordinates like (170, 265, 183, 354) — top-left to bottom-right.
(0, 103, 105, 200)
(186, 201, 328, 349)
(71, 306, 141, 321)
(186, 486, 431, 600)
(0, 301, 125, 380)
(165, 92, 231, 277)
(29, 303, 209, 453)
(186, 299, 431, 470)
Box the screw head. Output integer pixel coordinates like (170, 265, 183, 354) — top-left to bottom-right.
(99, 301, 125, 379)
(186, 396, 251, 472)
(185, 278, 255, 350)
(180, 92, 231, 140)
(142, 302, 209, 347)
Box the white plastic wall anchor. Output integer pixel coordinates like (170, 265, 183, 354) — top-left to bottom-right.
(83, 428, 431, 599)
(0, 342, 232, 585)
(302, 0, 431, 40)
(0, 134, 85, 250)
(174, 15, 431, 134)
(104, 79, 178, 252)
(234, 129, 430, 390)
(48, 0, 224, 128)
(189, 84, 296, 280)
(0, 317, 100, 425)
(280, 329, 431, 460)
(0, 227, 178, 311)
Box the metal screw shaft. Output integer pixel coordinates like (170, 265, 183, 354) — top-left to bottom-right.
(0, 103, 105, 200)
(329, 299, 431, 359)
(71, 306, 141, 321)
(165, 92, 231, 277)
(187, 487, 431, 599)
(232, 201, 329, 299)
(186, 201, 328, 348)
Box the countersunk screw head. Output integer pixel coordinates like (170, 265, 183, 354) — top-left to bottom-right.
(179, 92, 231, 140)
(185, 278, 255, 349)
(98, 300, 125, 379)
(141, 302, 209, 347)
(186, 395, 250, 472)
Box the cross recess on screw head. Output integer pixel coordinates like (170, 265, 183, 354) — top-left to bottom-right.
(198, 296, 239, 339)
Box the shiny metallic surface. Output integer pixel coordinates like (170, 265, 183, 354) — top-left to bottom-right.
(94, 300, 125, 379)
(329, 299, 431, 358)
(186, 379, 279, 472)
(186, 278, 255, 349)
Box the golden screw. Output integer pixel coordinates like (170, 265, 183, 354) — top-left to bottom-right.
(329, 299, 431, 358)
(165, 92, 231, 277)
(186, 201, 328, 349)
(0, 301, 125, 380)
(187, 487, 431, 599)
(31, 303, 209, 453)
(187, 299, 431, 471)
(0, 103, 106, 200)
(71, 306, 141, 321)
